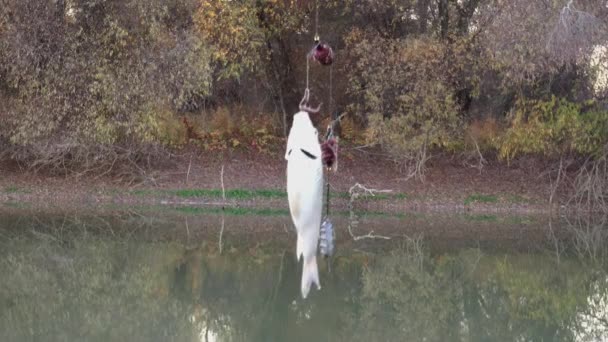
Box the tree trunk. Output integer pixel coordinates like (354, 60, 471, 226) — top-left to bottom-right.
(417, 0, 430, 34)
(438, 0, 449, 39)
(456, 0, 481, 36)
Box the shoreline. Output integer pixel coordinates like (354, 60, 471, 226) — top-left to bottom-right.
(0, 182, 555, 216)
(0, 149, 569, 215)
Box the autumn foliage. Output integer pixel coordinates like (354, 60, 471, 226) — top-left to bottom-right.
(0, 0, 607, 177)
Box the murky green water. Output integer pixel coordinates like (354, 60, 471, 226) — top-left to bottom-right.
(1, 206, 607, 342)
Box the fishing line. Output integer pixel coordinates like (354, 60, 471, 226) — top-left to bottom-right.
(306, 53, 310, 91)
(314, 0, 319, 41)
(329, 64, 333, 115)
(325, 176, 330, 217)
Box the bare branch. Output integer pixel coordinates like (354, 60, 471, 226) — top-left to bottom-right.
(567, 145, 608, 213)
(347, 183, 392, 241)
(186, 154, 193, 185)
(547, 0, 606, 62)
(348, 182, 393, 197)
(348, 228, 392, 241)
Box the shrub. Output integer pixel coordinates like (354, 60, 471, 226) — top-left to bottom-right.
(346, 33, 461, 177)
(0, 0, 212, 172)
(466, 117, 502, 152)
(183, 106, 280, 153)
(499, 96, 608, 161)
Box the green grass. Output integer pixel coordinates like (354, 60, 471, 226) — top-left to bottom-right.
(358, 210, 409, 219)
(1, 201, 30, 208)
(174, 206, 290, 216)
(130, 189, 156, 196)
(464, 194, 499, 206)
(332, 191, 407, 200)
(2, 186, 31, 194)
(128, 188, 287, 200)
(130, 187, 408, 202)
(463, 214, 499, 222)
(173, 206, 399, 218)
(172, 205, 412, 219)
(174, 188, 288, 199)
(506, 216, 536, 225)
(393, 193, 408, 200)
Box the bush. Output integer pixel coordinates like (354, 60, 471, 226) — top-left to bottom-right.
(346, 33, 461, 177)
(181, 106, 280, 153)
(466, 117, 502, 152)
(0, 0, 211, 171)
(499, 96, 608, 161)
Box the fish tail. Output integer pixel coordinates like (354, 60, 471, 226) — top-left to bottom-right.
(301, 255, 320, 298)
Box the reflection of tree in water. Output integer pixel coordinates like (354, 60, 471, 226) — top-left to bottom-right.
(176, 247, 366, 342)
(174, 247, 299, 342)
(576, 276, 608, 342)
(354, 237, 608, 342)
(565, 215, 608, 263)
(0, 213, 365, 342)
(1, 213, 608, 342)
(0, 234, 198, 342)
(354, 239, 476, 341)
(565, 215, 608, 342)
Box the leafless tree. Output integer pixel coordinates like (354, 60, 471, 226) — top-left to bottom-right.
(547, 0, 608, 63)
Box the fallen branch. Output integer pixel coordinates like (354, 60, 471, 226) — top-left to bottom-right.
(348, 227, 391, 241)
(461, 136, 487, 174)
(347, 183, 392, 241)
(348, 183, 393, 198)
(186, 154, 193, 185)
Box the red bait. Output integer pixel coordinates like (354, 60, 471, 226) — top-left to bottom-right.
(309, 42, 334, 66)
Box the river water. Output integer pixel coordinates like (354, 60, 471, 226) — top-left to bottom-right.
(0, 206, 607, 341)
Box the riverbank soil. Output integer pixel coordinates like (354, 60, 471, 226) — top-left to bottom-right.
(0, 147, 565, 213)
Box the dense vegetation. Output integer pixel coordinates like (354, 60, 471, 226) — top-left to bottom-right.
(1, 0, 607, 206)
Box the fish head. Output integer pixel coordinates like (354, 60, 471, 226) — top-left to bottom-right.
(292, 111, 317, 135)
(286, 111, 320, 160)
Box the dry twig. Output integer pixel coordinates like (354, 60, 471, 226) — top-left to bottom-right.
(347, 183, 392, 241)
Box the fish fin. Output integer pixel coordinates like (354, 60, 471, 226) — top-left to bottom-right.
(288, 192, 301, 225)
(301, 255, 320, 299)
(296, 234, 303, 261)
(285, 129, 294, 160)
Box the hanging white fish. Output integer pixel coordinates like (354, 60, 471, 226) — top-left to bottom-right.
(286, 89, 323, 299)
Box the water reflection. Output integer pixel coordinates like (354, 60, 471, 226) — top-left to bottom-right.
(0, 208, 607, 341)
(577, 276, 608, 342)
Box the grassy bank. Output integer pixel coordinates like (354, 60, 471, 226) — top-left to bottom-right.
(0, 148, 571, 215)
(0, 181, 547, 216)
